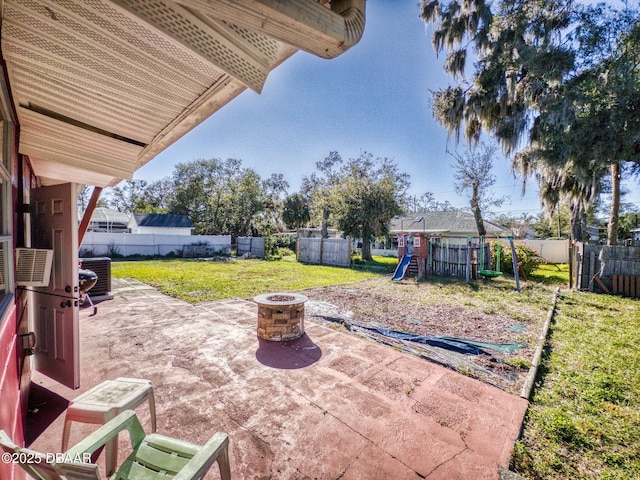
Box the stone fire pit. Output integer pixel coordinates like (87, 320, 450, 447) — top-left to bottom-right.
(253, 292, 308, 341)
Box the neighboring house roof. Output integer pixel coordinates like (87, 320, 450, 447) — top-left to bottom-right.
(389, 211, 509, 236)
(3, 1, 366, 188)
(87, 207, 130, 225)
(131, 213, 194, 229)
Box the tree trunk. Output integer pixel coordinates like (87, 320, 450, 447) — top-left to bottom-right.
(361, 240, 372, 261)
(470, 183, 486, 237)
(321, 208, 329, 238)
(607, 161, 621, 246)
(570, 202, 583, 241)
(361, 226, 373, 261)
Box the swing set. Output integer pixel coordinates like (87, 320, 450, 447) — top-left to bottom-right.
(394, 233, 522, 292)
(478, 237, 503, 278)
(477, 236, 522, 292)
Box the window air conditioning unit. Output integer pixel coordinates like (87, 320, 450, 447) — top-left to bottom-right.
(16, 248, 54, 287)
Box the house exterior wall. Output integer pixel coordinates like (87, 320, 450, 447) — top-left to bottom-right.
(130, 226, 193, 235)
(0, 142, 30, 479)
(0, 303, 22, 480)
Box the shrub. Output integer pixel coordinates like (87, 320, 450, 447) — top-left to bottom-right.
(277, 247, 295, 257)
(264, 235, 277, 258)
(79, 247, 96, 258)
(264, 235, 298, 259)
(265, 235, 299, 260)
(492, 241, 544, 278)
(351, 253, 366, 265)
(107, 240, 123, 258)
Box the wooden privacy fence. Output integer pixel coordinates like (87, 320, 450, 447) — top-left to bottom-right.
(428, 239, 490, 280)
(430, 241, 472, 279)
(297, 237, 351, 267)
(237, 237, 265, 258)
(570, 243, 640, 298)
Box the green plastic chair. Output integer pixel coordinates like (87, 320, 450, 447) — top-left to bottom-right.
(0, 410, 230, 480)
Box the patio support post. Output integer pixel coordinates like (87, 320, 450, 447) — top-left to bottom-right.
(78, 187, 103, 248)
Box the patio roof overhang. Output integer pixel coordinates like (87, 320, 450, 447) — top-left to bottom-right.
(0, 0, 366, 187)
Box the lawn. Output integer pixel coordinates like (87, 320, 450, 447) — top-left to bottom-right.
(527, 263, 570, 286)
(511, 290, 640, 479)
(111, 256, 397, 303)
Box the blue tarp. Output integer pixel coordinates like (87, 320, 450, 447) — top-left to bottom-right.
(360, 325, 526, 355)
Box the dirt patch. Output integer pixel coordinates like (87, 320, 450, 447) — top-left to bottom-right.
(303, 277, 553, 395)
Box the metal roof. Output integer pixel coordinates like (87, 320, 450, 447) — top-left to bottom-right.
(1, 0, 366, 187)
(87, 207, 130, 224)
(132, 213, 194, 228)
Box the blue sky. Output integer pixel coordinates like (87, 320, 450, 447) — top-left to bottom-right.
(135, 1, 639, 217)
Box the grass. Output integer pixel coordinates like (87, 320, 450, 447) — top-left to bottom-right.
(111, 255, 396, 303)
(511, 291, 640, 479)
(351, 254, 398, 273)
(528, 263, 570, 286)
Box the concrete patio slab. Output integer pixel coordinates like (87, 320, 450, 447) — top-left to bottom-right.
(27, 278, 529, 479)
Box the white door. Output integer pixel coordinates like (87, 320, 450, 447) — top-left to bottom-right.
(32, 183, 80, 389)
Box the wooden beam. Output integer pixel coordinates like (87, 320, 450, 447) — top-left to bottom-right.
(594, 275, 610, 295)
(78, 187, 103, 248)
(588, 250, 596, 292)
(568, 242, 573, 289)
(174, 0, 366, 59)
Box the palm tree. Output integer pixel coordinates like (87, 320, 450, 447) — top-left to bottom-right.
(282, 194, 310, 230)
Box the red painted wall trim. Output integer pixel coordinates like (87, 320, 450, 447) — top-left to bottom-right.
(0, 301, 22, 480)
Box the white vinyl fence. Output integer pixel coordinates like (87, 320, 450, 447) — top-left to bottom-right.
(373, 239, 570, 263)
(513, 239, 569, 263)
(80, 232, 231, 257)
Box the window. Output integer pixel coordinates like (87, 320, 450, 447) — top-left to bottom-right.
(0, 119, 14, 314)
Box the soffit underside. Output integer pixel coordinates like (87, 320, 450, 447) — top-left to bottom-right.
(1, 0, 291, 187)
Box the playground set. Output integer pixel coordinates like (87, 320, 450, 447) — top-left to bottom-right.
(392, 233, 522, 291)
